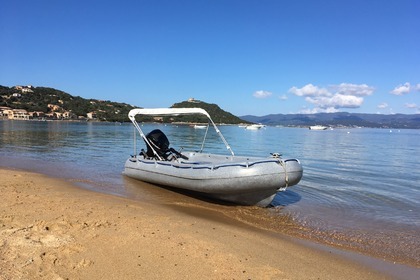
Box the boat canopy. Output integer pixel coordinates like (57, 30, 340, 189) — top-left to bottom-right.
(128, 108, 211, 120)
(128, 108, 234, 158)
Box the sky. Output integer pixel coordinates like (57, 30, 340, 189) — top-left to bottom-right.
(1, 0, 419, 116)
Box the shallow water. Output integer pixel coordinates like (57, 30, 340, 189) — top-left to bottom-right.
(1, 120, 419, 267)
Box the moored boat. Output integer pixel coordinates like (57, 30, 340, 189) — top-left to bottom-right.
(193, 124, 207, 129)
(123, 108, 303, 207)
(309, 125, 328, 130)
(245, 124, 265, 130)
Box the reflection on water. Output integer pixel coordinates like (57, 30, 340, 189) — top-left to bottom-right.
(1, 120, 419, 267)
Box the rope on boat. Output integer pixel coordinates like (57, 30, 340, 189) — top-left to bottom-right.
(271, 153, 289, 191)
(278, 159, 289, 191)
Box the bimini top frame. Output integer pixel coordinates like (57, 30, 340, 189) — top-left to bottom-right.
(128, 108, 235, 159)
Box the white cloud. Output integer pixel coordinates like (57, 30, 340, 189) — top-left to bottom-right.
(288, 84, 330, 97)
(332, 83, 374, 96)
(405, 103, 418, 109)
(305, 94, 364, 108)
(279, 94, 288, 100)
(299, 107, 339, 114)
(289, 83, 374, 112)
(377, 102, 388, 109)
(390, 82, 411, 95)
(298, 108, 321, 114)
(253, 90, 272, 98)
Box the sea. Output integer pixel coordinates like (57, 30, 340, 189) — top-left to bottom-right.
(1, 120, 419, 270)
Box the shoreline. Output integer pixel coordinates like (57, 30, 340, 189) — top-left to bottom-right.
(1, 168, 418, 279)
(2, 119, 418, 130)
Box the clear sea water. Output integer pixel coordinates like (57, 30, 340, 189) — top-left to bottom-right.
(1, 120, 419, 267)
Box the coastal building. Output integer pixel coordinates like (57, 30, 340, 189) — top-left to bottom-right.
(45, 113, 55, 119)
(1, 109, 30, 120)
(87, 112, 97, 119)
(29, 111, 45, 118)
(62, 111, 74, 119)
(21, 88, 33, 93)
(187, 98, 201, 104)
(14, 85, 34, 93)
(48, 104, 62, 111)
(0, 106, 12, 119)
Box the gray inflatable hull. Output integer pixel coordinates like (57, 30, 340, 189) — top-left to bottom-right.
(124, 152, 303, 207)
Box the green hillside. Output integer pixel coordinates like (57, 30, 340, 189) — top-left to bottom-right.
(0, 85, 247, 124)
(0, 85, 135, 122)
(170, 99, 248, 124)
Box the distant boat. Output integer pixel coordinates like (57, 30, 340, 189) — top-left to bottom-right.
(193, 125, 207, 129)
(245, 124, 265, 130)
(309, 125, 328, 130)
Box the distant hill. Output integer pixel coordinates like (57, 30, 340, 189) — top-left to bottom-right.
(0, 85, 248, 124)
(0, 85, 135, 122)
(170, 99, 249, 124)
(240, 112, 420, 129)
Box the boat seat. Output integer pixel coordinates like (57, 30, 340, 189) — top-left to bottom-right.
(144, 129, 188, 160)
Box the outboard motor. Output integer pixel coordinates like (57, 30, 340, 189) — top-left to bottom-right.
(145, 129, 170, 158)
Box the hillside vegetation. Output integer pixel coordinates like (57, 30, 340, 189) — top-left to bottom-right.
(0, 85, 247, 124)
(0, 85, 134, 122)
(169, 100, 248, 124)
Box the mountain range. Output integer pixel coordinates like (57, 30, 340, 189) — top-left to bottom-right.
(240, 112, 420, 129)
(1, 85, 418, 128)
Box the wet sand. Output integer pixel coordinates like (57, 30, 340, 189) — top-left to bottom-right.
(0, 168, 414, 279)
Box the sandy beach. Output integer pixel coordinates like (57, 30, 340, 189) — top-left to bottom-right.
(0, 168, 413, 280)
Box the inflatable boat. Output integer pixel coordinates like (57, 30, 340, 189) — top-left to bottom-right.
(123, 108, 303, 207)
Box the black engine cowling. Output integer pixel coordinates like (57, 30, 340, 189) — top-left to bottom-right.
(145, 129, 170, 158)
